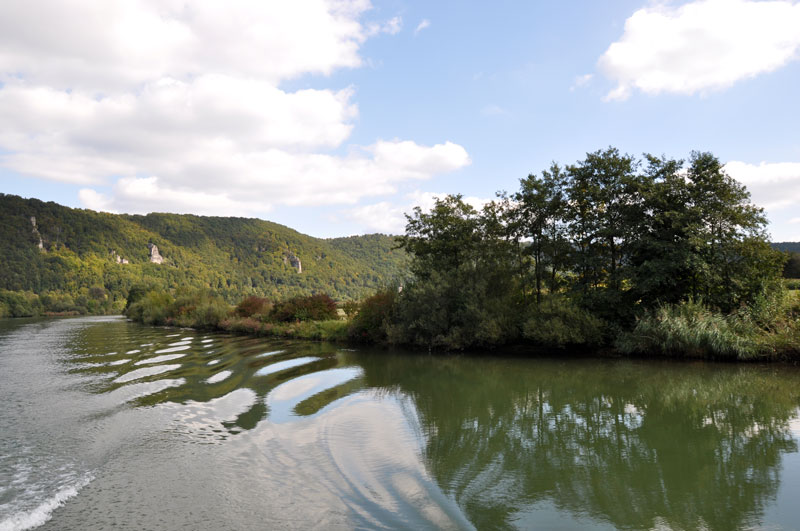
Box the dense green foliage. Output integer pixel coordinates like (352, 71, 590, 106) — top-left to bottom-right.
(783, 253, 800, 278)
(387, 149, 797, 357)
(0, 194, 408, 316)
(348, 288, 398, 343)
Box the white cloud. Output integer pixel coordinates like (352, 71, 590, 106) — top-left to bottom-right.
(367, 16, 402, 36)
(414, 19, 431, 35)
(0, 0, 373, 89)
(599, 0, 800, 100)
(346, 190, 491, 234)
(0, 1, 468, 215)
(570, 74, 593, 91)
(346, 201, 407, 233)
(725, 160, 800, 240)
(725, 160, 800, 211)
(790, 218, 800, 224)
(64, 138, 469, 215)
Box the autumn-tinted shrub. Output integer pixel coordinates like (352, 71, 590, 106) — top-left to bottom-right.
(271, 293, 338, 322)
(235, 296, 273, 318)
(348, 288, 397, 343)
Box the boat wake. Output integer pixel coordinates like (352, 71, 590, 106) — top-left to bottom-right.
(0, 471, 92, 531)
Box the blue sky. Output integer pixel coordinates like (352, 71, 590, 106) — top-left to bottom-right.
(1, 0, 799, 240)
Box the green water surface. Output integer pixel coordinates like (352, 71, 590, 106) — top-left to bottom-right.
(1, 316, 800, 530)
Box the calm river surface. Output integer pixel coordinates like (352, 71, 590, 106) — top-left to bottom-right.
(2, 316, 800, 530)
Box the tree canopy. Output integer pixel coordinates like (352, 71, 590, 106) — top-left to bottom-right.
(389, 148, 786, 350)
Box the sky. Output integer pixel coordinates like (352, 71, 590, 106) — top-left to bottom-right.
(1, 0, 799, 240)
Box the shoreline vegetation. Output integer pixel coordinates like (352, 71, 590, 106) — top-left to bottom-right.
(124, 148, 800, 362)
(121, 282, 800, 362)
(4, 148, 800, 361)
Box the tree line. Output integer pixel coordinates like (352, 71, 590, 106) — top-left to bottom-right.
(381, 148, 796, 357)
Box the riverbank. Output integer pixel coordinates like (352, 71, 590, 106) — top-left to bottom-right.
(122, 286, 800, 363)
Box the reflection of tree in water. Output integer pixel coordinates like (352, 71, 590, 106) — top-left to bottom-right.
(354, 353, 800, 530)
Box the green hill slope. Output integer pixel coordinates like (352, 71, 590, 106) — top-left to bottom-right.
(772, 242, 800, 253)
(0, 194, 408, 314)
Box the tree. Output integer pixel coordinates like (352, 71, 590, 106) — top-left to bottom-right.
(512, 164, 569, 304)
(393, 195, 520, 348)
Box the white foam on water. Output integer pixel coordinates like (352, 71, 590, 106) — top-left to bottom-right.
(0, 473, 92, 531)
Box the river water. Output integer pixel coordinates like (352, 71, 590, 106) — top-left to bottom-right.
(2, 316, 800, 530)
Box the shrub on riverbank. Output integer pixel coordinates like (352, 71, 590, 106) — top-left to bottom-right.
(522, 295, 606, 349)
(347, 288, 397, 343)
(272, 294, 338, 322)
(235, 296, 273, 318)
(124, 287, 350, 341)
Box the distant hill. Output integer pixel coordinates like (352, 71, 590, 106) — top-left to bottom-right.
(0, 194, 408, 311)
(772, 242, 800, 253)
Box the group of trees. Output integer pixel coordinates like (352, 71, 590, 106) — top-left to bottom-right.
(385, 148, 790, 353)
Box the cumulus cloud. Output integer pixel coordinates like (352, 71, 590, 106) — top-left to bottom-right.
(346, 190, 491, 234)
(414, 19, 431, 35)
(725, 160, 800, 240)
(73, 139, 470, 215)
(725, 160, 800, 211)
(0, 1, 468, 215)
(0, 0, 372, 88)
(600, 0, 800, 100)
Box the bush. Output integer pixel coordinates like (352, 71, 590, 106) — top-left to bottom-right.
(126, 290, 174, 325)
(522, 295, 605, 348)
(235, 296, 273, 318)
(0, 289, 42, 317)
(271, 294, 338, 322)
(165, 290, 231, 328)
(348, 288, 397, 343)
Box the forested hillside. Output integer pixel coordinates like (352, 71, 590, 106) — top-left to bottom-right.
(773, 242, 800, 253)
(0, 194, 408, 315)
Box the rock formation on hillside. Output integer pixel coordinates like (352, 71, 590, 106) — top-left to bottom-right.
(111, 250, 129, 264)
(30, 216, 45, 251)
(148, 243, 164, 264)
(283, 251, 302, 273)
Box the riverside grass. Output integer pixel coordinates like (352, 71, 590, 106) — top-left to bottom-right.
(616, 296, 800, 361)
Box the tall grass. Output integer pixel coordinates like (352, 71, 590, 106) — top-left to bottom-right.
(615, 297, 800, 361)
